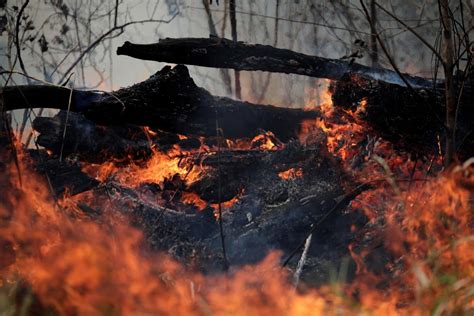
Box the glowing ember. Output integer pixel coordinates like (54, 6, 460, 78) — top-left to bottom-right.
(278, 167, 303, 180)
(229, 131, 284, 151)
(181, 191, 208, 211)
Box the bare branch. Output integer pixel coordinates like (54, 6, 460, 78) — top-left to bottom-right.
(58, 12, 179, 84)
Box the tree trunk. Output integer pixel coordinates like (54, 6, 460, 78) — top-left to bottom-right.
(439, 0, 456, 166)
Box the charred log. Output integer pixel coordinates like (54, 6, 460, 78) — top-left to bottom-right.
(3, 65, 319, 142)
(117, 37, 434, 88)
(331, 73, 474, 158)
(27, 150, 99, 197)
(33, 112, 154, 163)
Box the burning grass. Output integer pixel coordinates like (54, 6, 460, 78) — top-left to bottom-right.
(1, 156, 472, 315)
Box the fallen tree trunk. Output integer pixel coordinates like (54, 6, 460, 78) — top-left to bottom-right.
(2, 65, 318, 142)
(117, 37, 436, 88)
(32, 111, 203, 163)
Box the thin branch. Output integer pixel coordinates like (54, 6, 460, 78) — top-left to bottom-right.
(15, 0, 30, 77)
(59, 79, 75, 162)
(215, 120, 229, 271)
(185, 5, 373, 36)
(58, 13, 179, 84)
(114, 0, 119, 27)
(282, 183, 372, 268)
(15, 0, 31, 143)
(229, 0, 241, 99)
(374, 1, 443, 61)
(359, 0, 417, 92)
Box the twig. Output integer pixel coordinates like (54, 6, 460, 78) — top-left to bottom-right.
(202, 0, 233, 96)
(15, 0, 30, 77)
(293, 233, 312, 287)
(229, 0, 241, 99)
(216, 111, 229, 271)
(374, 2, 443, 61)
(185, 5, 372, 35)
(59, 78, 75, 162)
(114, 0, 119, 27)
(359, 0, 417, 93)
(15, 0, 32, 143)
(257, 0, 279, 103)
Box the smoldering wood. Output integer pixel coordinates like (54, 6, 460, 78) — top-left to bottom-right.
(103, 181, 219, 244)
(0, 113, 17, 269)
(74, 138, 365, 278)
(5, 103, 373, 282)
(31, 111, 284, 168)
(6, 65, 472, 159)
(33, 112, 154, 163)
(2, 65, 319, 142)
(27, 149, 99, 197)
(330, 73, 474, 157)
(32, 111, 198, 163)
(116, 37, 435, 88)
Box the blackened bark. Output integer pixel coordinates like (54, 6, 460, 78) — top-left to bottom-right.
(2, 65, 318, 142)
(117, 37, 435, 88)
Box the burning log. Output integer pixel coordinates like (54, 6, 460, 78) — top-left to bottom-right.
(31, 111, 195, 163)
(116, 37, 434, 88)
(330, 72, 474, 157)
(33, 112, 154, 163)
(2, 65, 318, 142)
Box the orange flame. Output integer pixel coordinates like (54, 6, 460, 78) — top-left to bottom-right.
(278, 167, 303, 180)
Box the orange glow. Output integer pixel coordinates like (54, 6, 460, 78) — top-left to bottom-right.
(229, 131, 284, 151)
(278, 167, 303, 180)
(210, 193, 241, 213)
(143, 126, 157, 137)
(83, 148, 203, 188)
(181, 191, 208, 210)
(250, 133, 278, 150)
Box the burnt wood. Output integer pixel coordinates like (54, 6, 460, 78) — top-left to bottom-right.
(117, 37, 435, 88)
(330, 73, 474, 158)
(2, 65, 318, 142)
(27, 149, 99, 197)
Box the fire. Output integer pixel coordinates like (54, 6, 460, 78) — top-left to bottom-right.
(229, 131, 283, 151)
(210, 193, 241, 212)
(1, 82, 472, 315)
(83, 147, 203, 187)
(250, 132, 280, 150)
(300, 88, 367, 163)
(278, 167, 303, 180)
(2, 154, 472, 315)
(181, 191, 208, 210)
